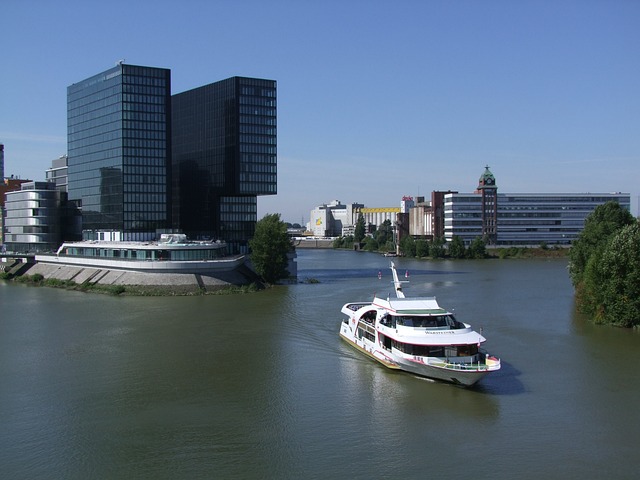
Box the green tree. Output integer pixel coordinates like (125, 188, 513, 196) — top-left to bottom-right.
(400, 235, 416, 257)
(332, 235, 354, 249)
(415, 239, 430, 258)
(430, 237, 446, 259)
(363, 236, 378, 252)
(374, 219, 393, 247)
(448, 235, 466, 259)
(249, 213, 292, 283)
(468, 237, 487, 259)
(382, 240, 395, 253)
(578, 250, 606, 320)
(354, 214, 366, 243)
(583, 222, 640, 327)
(569, 201, 635, 287)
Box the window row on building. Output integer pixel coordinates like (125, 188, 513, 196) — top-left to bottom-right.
(240, 125, 277, 135)
(240, 115, 276, 126)
(239, 144, 277, 154)
(239, 105, 276, 116)
(443, 192, 631, 246)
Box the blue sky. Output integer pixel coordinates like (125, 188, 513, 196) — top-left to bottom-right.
(2, 0, 639, 222)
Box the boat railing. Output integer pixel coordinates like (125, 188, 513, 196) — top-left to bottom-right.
(425, 356, 501, 372)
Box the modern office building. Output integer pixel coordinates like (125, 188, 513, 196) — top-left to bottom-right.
(172, 77, 277, 253)
(46, 155, 82, 242)
(1, 175, 33, 247)
(0, 143, 4, 180)
(443, 168, 631, 246)
(4, 181, 62, 252)
(46, 155, 69, 192)
(67, 63, 172, 241)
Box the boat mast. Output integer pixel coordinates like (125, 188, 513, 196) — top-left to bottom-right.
(390, 261, 407, 298)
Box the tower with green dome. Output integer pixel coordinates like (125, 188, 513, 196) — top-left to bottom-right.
(475, 166, 498, 244)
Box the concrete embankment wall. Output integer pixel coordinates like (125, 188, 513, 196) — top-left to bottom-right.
(17, 262, 258, 294)
(293, 239, 334, 248)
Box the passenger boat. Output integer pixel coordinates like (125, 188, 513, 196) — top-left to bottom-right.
(339, 262, 501, 386)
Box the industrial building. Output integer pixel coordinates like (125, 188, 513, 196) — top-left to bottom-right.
(308, 200, 364, 237)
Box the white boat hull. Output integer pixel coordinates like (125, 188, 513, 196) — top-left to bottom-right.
(339, 322, 495, 387)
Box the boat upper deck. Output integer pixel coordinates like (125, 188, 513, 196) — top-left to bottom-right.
(373, 296, 449, 315)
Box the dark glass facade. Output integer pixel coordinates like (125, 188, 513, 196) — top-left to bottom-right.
(172, 77, 276, 252)
(67, 64, 171, 241)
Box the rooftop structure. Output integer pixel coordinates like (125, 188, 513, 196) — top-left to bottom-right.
(46, 155, 69, 192)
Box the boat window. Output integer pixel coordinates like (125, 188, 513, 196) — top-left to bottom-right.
(392, 340, 445, 357)
(396, 315, 464, 329)
(393, 343, 480, 358)
(456, 345, 478, 356)
(380, 314, 396, 328)
(362, 310, 377, 323)
(432, 315, 465, 329)
(397, 316, 430, 327)
(357, 325, 375, 342)
(445, 346, 457, 357)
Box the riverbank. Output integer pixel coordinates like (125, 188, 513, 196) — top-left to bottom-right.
(0, 260, 262, 296)
(331, 245, 570, 259)
(488, 246, 569, 259)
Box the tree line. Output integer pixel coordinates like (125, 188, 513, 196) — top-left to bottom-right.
(568, 201, 640, 328)
(332, 214, 487, 259)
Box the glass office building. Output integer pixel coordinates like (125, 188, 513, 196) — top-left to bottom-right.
(67, 63, 171, 241)
(172, 77, 276, 252)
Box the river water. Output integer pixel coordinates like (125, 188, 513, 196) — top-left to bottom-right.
(1, 249, 639, 479)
